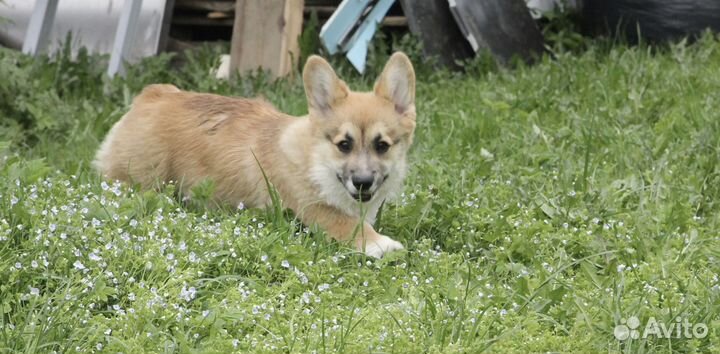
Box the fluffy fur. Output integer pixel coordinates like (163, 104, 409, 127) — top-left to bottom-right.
(94, 53, 417, 258)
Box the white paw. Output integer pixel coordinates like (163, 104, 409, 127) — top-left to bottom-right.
(363, 235, 404, 259)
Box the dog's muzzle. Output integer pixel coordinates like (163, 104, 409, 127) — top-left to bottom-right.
(350, 175, 373, 201)
(338, 173, 384, 202)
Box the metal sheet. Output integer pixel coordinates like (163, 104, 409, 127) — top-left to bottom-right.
(0, 0, 168, 63)
(398, 0, 473, 69)
(449, 0, 545, 65)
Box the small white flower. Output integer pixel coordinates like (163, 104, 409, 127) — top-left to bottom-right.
(237, 202, 245, 210)
(480, 148, 494, 159)
(180, 285, 196, 302)
(73, 260, 86, 270)
(14, 262, 22, 269)
(29, 287, 40, 296)
(31, 260, 38, 268)
(281, 260, 290, 268)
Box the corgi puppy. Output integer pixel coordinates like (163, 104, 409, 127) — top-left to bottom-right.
(94, 52, 416, 258)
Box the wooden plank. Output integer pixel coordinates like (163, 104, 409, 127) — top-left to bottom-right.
(281, 0, 305, 76)
(305, 7, 406, 26)
(305, 0, 340, 5)
(382, 16, 407, 27)
(22, 0, 59, 56)
(320, 0, 373, 55)
(108, 0, 143, 77)
(230, 0, 305, 78)
(341, 0, 395, 73)
(449, 0, 545, 65)
(304, 6, 336, 15)
(173, 15, 235, 26)
(175, 0, 236, 12)
(156, 0, 176, 54)
(207, 11, 231, 19)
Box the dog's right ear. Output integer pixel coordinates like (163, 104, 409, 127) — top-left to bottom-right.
(303, 56, 349, 114)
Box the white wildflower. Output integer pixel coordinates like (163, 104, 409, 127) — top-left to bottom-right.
(29, 287, 40, 296)
(180, 285, 197, 302)
(73, 260, 86, 270)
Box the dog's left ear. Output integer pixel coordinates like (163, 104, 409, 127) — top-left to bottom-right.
(374, 52, 416, 116)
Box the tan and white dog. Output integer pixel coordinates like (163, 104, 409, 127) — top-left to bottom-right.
(94, 52, 416, 258)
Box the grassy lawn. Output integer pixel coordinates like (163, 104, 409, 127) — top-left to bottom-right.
(1, 36, 719, 353)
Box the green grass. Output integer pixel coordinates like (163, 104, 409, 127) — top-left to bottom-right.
(1, 35, 720, 353)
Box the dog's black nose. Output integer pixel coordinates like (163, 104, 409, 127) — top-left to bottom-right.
(351, 175, 374, 191)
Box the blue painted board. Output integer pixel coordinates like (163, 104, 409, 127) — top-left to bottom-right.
(320, 0, 373, 55)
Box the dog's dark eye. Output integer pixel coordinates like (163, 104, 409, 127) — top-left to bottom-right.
(337, 140, 353, 153)
(375, 141, 390, 154)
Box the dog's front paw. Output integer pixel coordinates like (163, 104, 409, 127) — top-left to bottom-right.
(363, 235, 404, 259)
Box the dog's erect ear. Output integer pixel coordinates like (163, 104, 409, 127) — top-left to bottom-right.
(303, 56, 349, 113)
(374, 52, 416, 116)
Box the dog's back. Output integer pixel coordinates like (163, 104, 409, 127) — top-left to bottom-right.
(94, 84, 287, 207)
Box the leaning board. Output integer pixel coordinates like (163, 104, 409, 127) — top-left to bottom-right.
(398, 0, 474, 68)
(449, 0, 545, 65)
(230, 0, 305, 79)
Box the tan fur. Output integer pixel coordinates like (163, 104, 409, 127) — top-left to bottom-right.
(94, 53, 416, 258)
